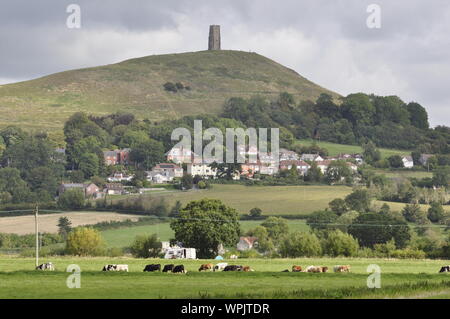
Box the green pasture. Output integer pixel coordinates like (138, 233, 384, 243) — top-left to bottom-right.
(151, 184, 353, 215)
(0, 257, 449, 298)
(101, 220, 310, 248)
(295, 139, 410, 159)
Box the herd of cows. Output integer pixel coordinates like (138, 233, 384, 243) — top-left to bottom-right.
(34, 262, 450, 273)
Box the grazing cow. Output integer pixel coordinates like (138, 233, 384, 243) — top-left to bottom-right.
(162, 264, 174, 273)
(306, 266, 327, 273)
(334, 265, 351, 273)
(173, 265, 187, 274)
(292, 265, 302, 272)
(223, 265, 243, 271)
(439, 266, 450, 273)
(115, 264, 129, 272)
(36, 262, 54, 271)
(242, 266, 254, 272)
(213, 263, 228, 272)
(198, 263, 214, 272)
(143, 264, 161, 272)
(103, 264, 128, 272)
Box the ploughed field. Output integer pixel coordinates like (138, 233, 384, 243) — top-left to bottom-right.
(0, 257, 449, 299)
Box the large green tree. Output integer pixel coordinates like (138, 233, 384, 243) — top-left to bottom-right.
(170, 199, 240, 258)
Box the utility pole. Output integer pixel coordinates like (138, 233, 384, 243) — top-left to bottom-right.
(35, 204, 39, 268)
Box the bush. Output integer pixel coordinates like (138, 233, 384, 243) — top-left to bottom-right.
(279, 232, 322, 257)
(391, 248, 426, 259)
(130, 234, 162, 258)
(66, 227, 105, 256)
(249, 207, 262, 218)
(321, 230, 359, 257)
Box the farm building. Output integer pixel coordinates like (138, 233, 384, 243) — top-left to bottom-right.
(237, 236, 258, 251)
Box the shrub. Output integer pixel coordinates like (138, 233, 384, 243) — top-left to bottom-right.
(66, 227, 105, 256)
(321, 230, 359, 257)
(249, 207, 262, 218)
(391, 248, 426, 259)
(279, 232, 322, 257)
(129, 234, 162, 258)
(58, 189, 85, 209)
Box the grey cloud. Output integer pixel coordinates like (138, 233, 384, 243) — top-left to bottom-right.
(0, 0, 449, 125)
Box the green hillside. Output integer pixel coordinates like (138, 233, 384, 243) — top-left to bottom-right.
(0, 50, 338, 138)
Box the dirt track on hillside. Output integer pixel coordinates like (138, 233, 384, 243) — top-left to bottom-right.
(0, 212, 141, 235)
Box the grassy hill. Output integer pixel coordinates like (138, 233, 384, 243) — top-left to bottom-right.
(0, 50, 338, 140)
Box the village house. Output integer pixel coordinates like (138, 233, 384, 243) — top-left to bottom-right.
(186, 162, 217, 178)
(58, 183, 100, 198)
(316, 160, 358, 174)
(419, 154, 434, 166)
(237, 236, 258, 251)
(279, 160, 311, 175)
(402, 156, 414, 168)
(240, 162, 261, 177)
(152, 163, 183, 178)
(105, 183, 125, 195)
(300, 154, 324, 162)
(279, 148, 300, 161)
(107, 172, 134, 182)
(166, 146, 199, 164)
(103, 149, 131, 166)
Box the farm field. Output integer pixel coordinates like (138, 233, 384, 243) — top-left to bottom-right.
(101, 220, 310, 248)
(370, 169, 433, 179)
(295, 139, 410, 159)
(0, 257, 449, 299)
(0, 212, 141, 235)
(150, 184, 354, 215)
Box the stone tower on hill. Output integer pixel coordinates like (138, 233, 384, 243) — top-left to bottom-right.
(208, 25, 221, 50)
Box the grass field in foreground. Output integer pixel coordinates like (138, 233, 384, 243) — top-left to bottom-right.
(101, 220, 309, 248)
(0, 257, 449, 299)
(154, 184, 353, 215)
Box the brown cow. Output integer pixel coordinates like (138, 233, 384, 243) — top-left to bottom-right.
(334, 265, 351, 273)
(292, 265, 302, 272)
(198, 263, 213, 272)
(306, 266, 328, 273)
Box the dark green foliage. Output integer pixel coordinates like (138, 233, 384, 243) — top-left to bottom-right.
(130, 234, 162, 258)
(249, 207, 263, 218)
(57, 216, 72, 239)
(427, 202, 446, 223)
(306, 210, 339, 231)
(328, 198, 348, 216)
(170, 199, 240, 258)
(345, 189, 371, 212)
(388, 155, 404, 168)
(57, 189, 85, 209)
(279, 231, 322, 257)
(348, 212, 410, 248)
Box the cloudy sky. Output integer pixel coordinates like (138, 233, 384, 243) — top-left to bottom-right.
(1, 0, 449, 126)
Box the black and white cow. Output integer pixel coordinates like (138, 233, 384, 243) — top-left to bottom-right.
(172, 265, 187, 274)
(439, 265, 450, 273)
(223, 265, 243, 271)
(36, 262, 54, 271)
(143, 264, 161, 272)
(162, 264, 174, 272)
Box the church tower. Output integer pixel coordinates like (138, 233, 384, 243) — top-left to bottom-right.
(208, 25, 221, 50)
